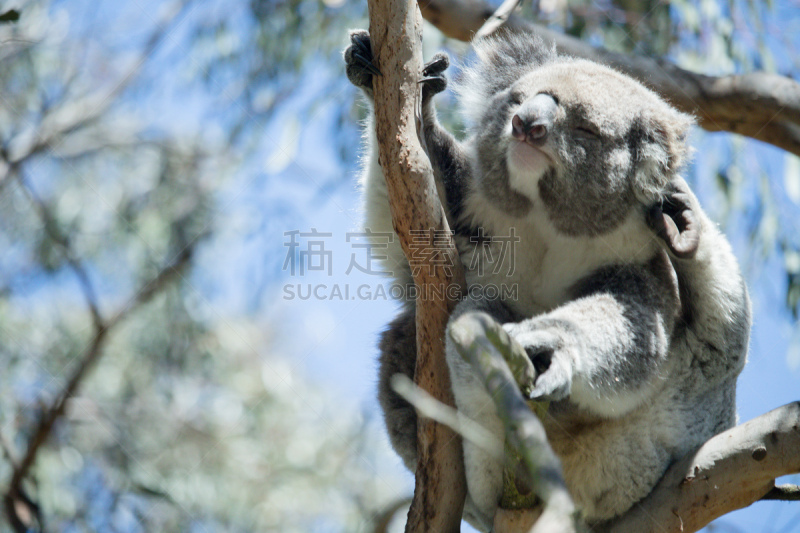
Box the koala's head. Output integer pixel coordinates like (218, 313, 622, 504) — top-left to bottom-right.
(456, 33, 694, 237)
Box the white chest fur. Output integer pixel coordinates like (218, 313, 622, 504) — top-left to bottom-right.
(462, 192, 659, 318)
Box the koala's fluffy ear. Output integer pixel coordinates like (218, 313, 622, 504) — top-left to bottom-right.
(457, 31, 556, 125)
(646, 176, 701, 259)
(631, 109, 694, 203)
(633, 109, 697, 257)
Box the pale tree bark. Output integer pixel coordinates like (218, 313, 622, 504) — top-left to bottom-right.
(418, 0, 800, 157)
(366, 0, 468, 531)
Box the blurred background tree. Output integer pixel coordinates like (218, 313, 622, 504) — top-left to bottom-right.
(0, 0, 797, 532)
(0, 1, 404, 531)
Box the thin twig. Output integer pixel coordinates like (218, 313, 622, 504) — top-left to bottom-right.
(7, 247, 193, 514)
(0, 429, 18, 468)
(1, 418, 44, 533)
(4, 486, 43, 533)
(107, 245, 195, 329)
(372, 497, 413, 533)
(475, 0, 525, 39)
(15, 172, 103, 328)
(391, 374, 503, 460)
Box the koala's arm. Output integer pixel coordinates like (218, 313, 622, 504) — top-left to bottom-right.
(647, 177, 751, 388)
(345, 31, 472, 289)
(505, 255, 679, 418)
(418, 57, 473, 228)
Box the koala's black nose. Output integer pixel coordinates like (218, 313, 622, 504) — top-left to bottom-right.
(512, 93, 558, 144)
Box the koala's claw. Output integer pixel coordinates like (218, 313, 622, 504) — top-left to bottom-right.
(421, 52, 449, 102)
(345, 30, 449, 101)
(503, 323, 572, 402)
(355, 52, 381, 76)
(423, 52, 449, 77)
(344, 30, 380, 90)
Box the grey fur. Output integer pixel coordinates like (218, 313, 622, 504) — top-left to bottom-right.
(377, 308, 418, 471)
(345, 30, 750, 530)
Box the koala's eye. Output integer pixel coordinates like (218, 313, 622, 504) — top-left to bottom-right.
(575, 125, 599, 138)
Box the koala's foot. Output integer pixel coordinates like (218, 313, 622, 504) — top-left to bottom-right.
(503, 322, 573, 402)
(344, 30, 380, 91)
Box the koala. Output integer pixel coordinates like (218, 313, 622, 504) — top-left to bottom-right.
(344, 30, 750, 531)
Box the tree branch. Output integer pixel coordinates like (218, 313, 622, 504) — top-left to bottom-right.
(474, 0, 524, 40)
(372, 497, 413, 533)
(16, 172, 103, 328)
(761, 484, 800, 501)
(365, 0, 468, 531)
(449, 312, 578, 533)
(598, 402, 800, 533)
(391, 374, 503, 460)
(3, 245, 194, 532)
(417, 0, 800, 156)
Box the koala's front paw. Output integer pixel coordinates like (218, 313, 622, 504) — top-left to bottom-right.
(421, 52, 449, 103)
(503, 322, 573, 402)
(344, 29, 381, 91)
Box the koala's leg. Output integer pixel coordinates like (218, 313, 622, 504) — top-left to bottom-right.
(379, 302, 514, 532)
(674, 221, 750, 386)
(445, 297, 518, 529)
(505, 259, 679, 418)
(377, 306, 419, 472)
